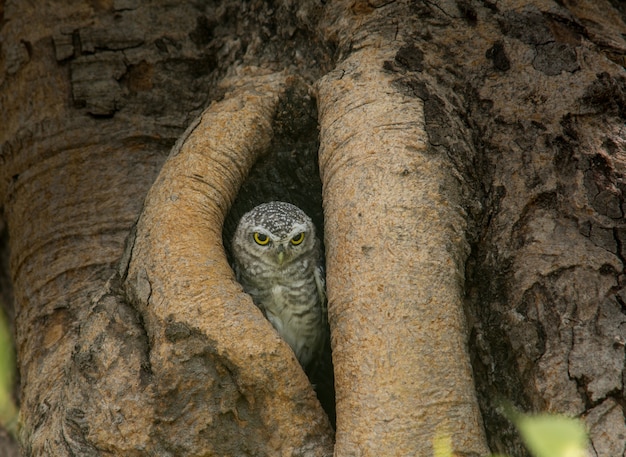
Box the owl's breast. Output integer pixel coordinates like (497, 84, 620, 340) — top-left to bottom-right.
(261, 277, 323, 366)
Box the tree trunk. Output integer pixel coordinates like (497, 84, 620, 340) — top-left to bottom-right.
(317, 45, 486, 455)
(1, 0, 625, 456)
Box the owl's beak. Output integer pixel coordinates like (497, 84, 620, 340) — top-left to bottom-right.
(276, 245, 286, 265)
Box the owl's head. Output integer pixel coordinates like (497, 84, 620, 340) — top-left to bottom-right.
(232, 201, 318, 267)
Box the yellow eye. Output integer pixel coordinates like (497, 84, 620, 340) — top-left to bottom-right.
(253, 232, 270, 245)
(290, 233, 305, 245)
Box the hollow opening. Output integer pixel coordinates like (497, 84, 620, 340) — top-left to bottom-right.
(222, 85, 335, 427)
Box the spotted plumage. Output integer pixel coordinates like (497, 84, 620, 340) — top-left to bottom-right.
(232, 201, 326, 368)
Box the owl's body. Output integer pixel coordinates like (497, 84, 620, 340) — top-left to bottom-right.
(232, 201, 326, 368)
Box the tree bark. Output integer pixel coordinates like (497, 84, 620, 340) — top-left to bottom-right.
(121, 72, 333, 455)
(449, 2, 626, 455)
(317, 46, 487, 455)
(2, 0, 626, 456)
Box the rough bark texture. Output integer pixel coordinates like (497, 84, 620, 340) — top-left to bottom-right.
(120, 72, 333, 455)
(317, 41, 488, 457)
(1, 1, 332, 455)
(2, 0, 626, 456)
(451, 2, 626, 456)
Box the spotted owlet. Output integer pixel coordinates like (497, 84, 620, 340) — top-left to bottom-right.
(232, 201, 326, 368)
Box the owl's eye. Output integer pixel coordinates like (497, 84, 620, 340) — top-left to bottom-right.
(290, 232, 305, 245)
(253, 232, 270, 245)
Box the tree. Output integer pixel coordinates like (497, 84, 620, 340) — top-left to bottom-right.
(1, 0, 625, 455)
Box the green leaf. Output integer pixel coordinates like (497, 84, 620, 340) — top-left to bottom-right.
(433, 431, 453, 457)
(514, 413, 588, 457)
(0, 308, 18, 434)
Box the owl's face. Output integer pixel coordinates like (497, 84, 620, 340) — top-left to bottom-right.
(232, 201, 318, 268)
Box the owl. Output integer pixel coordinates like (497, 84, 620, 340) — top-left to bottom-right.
(231, 201, 326, 368)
